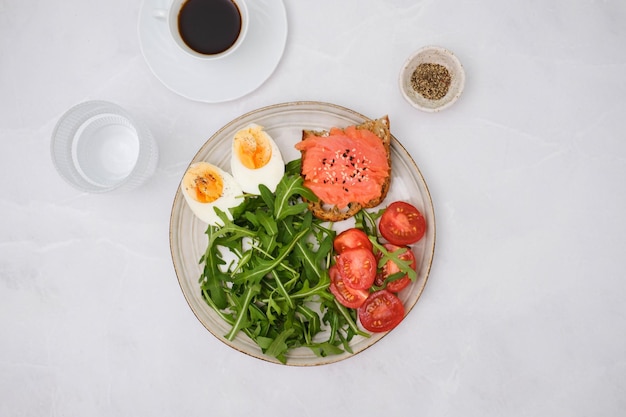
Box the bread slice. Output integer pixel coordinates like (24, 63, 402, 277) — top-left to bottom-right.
(299, 116, 391, 221)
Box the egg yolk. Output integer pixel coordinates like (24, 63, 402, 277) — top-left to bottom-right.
(183, 163, 224, 204)
(234, 128, 272, 169)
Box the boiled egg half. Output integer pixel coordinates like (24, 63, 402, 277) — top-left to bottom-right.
(181, 162, 243, 226)
(231, 124, 284, 194)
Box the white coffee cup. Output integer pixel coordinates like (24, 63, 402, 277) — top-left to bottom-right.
(154, 0, 249, 60)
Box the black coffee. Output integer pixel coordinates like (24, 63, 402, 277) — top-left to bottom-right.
(178, 0, 242, 55)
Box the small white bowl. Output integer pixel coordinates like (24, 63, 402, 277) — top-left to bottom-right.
(399, 46, 465, 112)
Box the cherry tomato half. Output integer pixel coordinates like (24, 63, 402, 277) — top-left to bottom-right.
(333, 228, 373, 254)
(358, 290, 405, 332)
(328, 265, 369, 309)
(379, 201, 426, 246)
(374, 244, 416, 293)
(336, 247, 377, 290)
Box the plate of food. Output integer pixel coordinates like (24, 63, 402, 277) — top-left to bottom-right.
(169, 101, 435, 366)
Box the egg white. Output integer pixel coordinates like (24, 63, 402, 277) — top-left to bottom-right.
(181, 162, 243, 226)
(231, 124, 285, 194)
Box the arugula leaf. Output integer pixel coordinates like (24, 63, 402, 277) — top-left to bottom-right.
(353, 207, 384, 237)
(296, 304, 321, 344)
(274, 174, 318, 221)
(265, 328, 295, 364)
(332, 299, 370, 338)
(280, 215, 323, 281)
(271, 270, 294, 310)
(369, 237, 417, 281)
(225, 283, 261, 341)
(290, 271, 330, 300)
(285, 158, 302, 175)
(233, 227, 309, 285)
(199, 226, 229, 309)
(257, 183, 275, 212)
(307, 342, 345, 358)
(256, 209, 278, 236)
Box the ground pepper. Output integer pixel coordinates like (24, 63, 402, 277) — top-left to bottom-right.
(410, 63, 451, 100)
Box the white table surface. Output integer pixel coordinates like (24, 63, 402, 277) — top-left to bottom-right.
(2, 0, 626, 415)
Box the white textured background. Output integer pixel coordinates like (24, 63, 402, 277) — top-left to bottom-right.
(1, 0, 625, 415)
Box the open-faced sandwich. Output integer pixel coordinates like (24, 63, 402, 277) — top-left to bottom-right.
(295, 116, 391, 221)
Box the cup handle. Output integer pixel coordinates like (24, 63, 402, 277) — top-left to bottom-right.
(153, 8, 167, 19)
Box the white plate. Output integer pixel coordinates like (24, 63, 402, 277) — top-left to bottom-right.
(138, 0, 288, 103)
(169, 102, 436, 366)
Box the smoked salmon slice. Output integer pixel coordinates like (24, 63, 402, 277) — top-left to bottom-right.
(296, 124, 390, 209)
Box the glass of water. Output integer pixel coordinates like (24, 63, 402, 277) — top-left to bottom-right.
(51, 101, 158, 193)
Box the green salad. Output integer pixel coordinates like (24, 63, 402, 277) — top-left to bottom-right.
(198, 159, 378, 363)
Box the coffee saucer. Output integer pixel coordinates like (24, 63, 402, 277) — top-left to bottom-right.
(138, 0, 288, 103)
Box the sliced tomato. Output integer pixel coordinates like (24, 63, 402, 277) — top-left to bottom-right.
(336, 247, 377, 290)
(358, 290, 405, 332)
(379, 201, 426, 246)
(333, 228, 373, 254)
(328, 265, 369, 309)
(375, 244, 416, 293)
